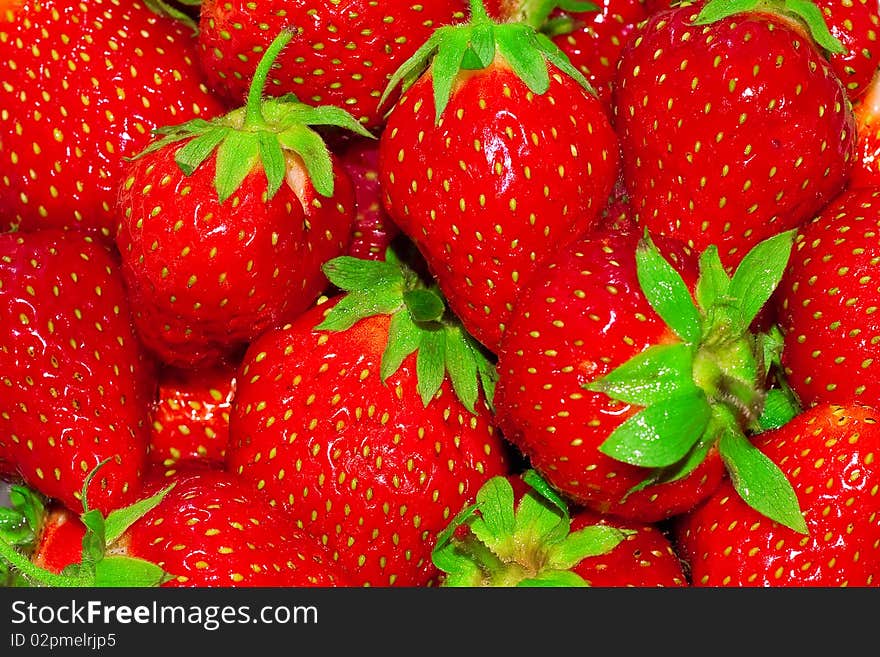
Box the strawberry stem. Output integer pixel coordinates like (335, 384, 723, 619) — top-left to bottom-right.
(244, 30, 294, 129)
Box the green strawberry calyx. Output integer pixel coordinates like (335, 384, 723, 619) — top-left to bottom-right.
(432, 469, 631, 587)
(692, 0, 846, 55)
(508, 0, 600, 38)
(584, 229, 809, 535)
(318, 245, 497, 415)
(379, 0, 596, 125)
(0, 461, 176, 587)
(132, 30, 374, 204)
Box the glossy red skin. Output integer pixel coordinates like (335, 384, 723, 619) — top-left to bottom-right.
(494, 229, 725, 523)
(379, 62, 620, 353)
(115, 143, 355, 369)
(197, 0, 468, 131)
(226, 300, 511, 587)
(0, 0, 226, 239)
(815, 0, 879, 102)
(337, 137, 400, 261)
(674, 402, 880, 586)
(612, 4, 857, 271)
(148, 361, 238, 471)
(0, 230, 155, 515)
(775, 187, 880, 409)
(32, 469, 352, 587)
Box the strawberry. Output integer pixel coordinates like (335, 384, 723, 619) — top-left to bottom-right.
(337, 137, 401, 261)
(433, 469, 688, 587)
(814, 0, 880, 102)
(115, 31, 369, 369)
(611, 0, 857, 271)
(851, 75, 880, 190)
(0, 230, 155, 516)
(1, 467, 351, 587)
(674, 402, 880, 586)
(147, 359, 238, 473)
(196, 0, 468, 131)
(0, 0, 226, 239)
(774, 186, 880, 410)
(226, 249, 511, 586)
(378, 1, 619, 353)
(494, 226, 809, 532)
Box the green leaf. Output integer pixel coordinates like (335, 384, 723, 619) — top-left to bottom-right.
(636, 234, 703, 345)
(585, 343, 696, 407)
(316, 289, 404, 333)
(214, 131, 260, 203)
(719, 428, 809, 534)
(432, 30, 472, 120)
(756, 387, 801, 431)
(257, 131, 286, 200)
(277, 125, 335, 198)
(379, 31, 443, 111)
(416, 329, 446, 406)
(547, 525, 628, 570)
(444, 324, 480, 413)
(469, 22, 497, 68)
(173, 127, 228, 176)
(727, 230, 796, 333)
(472, 476, 517, 544)
(783, 0, 846, 53)
(495, 24, 550, 95)
(380, 310, 422, 381)
(599, 389, 712, 468)
(692, 0, 761, 24)
(695, 245, 731, 315)
(522, 469, 568, 516)
(533, 32, 596, 95)
(104, 484, 175, 545)
(627, 429, 717, 495)
(517, 571, 590, 587)
(93, 556, 170, 588)
(404, 289, 445, 323)
(276, 104, 375, 140)
(322, 256, 404, 293)
(514, 486, 569, 546)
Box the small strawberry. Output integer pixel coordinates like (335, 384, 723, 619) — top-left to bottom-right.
(611, 0, 857, 271)
(674, 402, 880, 586)
(196, 0, 468, 131)
(378, 0, 619, 353)
(494, 226, 808, 533)
(774, 186, 880, 410)
(116, 31, 370, 369)
(0, 230, 156, 516)
(337, 137, 401, 261)
(226, 248, 511, 586)
(433, 469, 688, 587)
(1, 466, 351, 588)
(0, 0, 226, 239)
(147, 359, 238, 473)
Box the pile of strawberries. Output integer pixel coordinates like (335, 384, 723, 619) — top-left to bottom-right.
(1, 0, 880, 588)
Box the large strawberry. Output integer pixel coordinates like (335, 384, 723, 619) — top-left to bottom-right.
(196, 0, 468, 131)
(494, 226, 808, 532)
(226, 248, 511, 586)
(674, 402, 880, 586)
(0, 230, 155, 516)
(1, 468, 351, 587)
(611, 0, 857, 271)
(378, 0, 619, 354)
(116, 31, 369, 369)
(774, 186, 880, 410)
(0, 0, 225, 239)
(433, 469, 688, 587)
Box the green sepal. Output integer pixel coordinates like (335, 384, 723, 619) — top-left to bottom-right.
(719, 426, 809, 534)
(214, 131, 261, 203)
(432, 30, 474, 119)
(93, 556, 173, 588)
(585, 342, 697, 407)
(444, 325, 481, 413)
(756, 387, 802, 431)
(598, 389, 712, 468)
(695, 245, 731, 316)
(693, 0, 845, 54)
(0, 486, 45, 550)
(416, 329, 447, 407)
(143, 0, 199, 34)
(258, 131, 287, 200)
(405, 289, 445, 323)
(173, 127, 229, 175)
(627, 430, 717, 495)
(517, 571, 590, 587)
(495, 24, 551, 95)
(637, 233, 702, 345)
(104, 484, 175, 545)
(277, 125, 334, 198)
(547, 525, 632, 570)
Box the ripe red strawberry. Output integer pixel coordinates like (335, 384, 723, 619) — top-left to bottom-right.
(4, 468, 352, 587)
(0, 0, 226, 239)
(494, 226, 807, 531)
(115, 31, 368, 369)
(226, 252, 511, 586)
(0, 230, 156, 516)
(674, 402, 880, 586)
(611, 0, 857, 271)
(337, 137, 401, 261)
(774, 186, 880, 410)
(378, 2, 619, 353)
(148, 360, 238, 473)
(433, 470, 688, 587)
(815, 0, 880, 102)
(196, 0, 468, 131)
